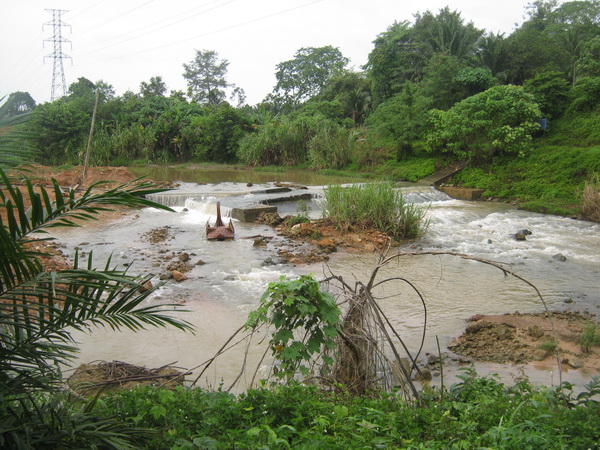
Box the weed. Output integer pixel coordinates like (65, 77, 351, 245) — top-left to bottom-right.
(581, 173, 600, 221)
(322, 182, 429, 239)
(95, 372, 600, 449)
(579, 322, 600, 354)
(285, 200, 312, 226)
(538, 337, 558, 353)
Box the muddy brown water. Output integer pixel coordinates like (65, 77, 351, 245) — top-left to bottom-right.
(57, 170, 600, 392)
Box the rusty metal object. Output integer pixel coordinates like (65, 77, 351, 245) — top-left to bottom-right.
(206, 201, 235, 240)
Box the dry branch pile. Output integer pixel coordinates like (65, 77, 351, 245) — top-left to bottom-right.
(67, 360, 189, 397)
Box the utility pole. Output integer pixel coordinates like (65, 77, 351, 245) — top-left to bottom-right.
(43, 9, 72, 102)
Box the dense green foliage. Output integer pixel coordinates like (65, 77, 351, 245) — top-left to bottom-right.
(426, 85, 542, 161)
(453, 144, 600, 215)
(96, 371, 600, 449)
(322, 182, 429, 239)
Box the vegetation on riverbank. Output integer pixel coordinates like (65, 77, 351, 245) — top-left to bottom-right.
(3, 1, 599, 219)
(95, 371, 600, 449)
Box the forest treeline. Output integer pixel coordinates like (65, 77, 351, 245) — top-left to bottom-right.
(2, 1, 600, 208)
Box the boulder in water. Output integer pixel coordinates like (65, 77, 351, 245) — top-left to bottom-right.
(553, 253, 567, 262)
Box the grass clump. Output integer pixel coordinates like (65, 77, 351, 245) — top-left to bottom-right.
(322, 182, 428, 239)
(285, 200, 312, 226)
(538, 337, 558, 353)
(581, 174, 600, 221)
(579, 322, 600, 354)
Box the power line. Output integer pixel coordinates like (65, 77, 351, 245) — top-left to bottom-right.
(76, 0, 324, 67)
(44, 9, 72, 101)
(75, 0, 235, 58)
(69, 0, 107, 20)
(75, 0, 156, 36)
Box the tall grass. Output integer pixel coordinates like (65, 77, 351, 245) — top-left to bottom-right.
(322, 182, 428, 239)
(582, 173, 600, 221)
(92, 125, 156, 165)
(238, 117, 318, 166)
(307, 123, 357, 170)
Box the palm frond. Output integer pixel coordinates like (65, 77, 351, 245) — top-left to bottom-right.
(0, 168, 174, 242)
(0, 112, 38, 169)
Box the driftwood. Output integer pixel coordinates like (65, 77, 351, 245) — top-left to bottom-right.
(206, 201, 235, 240)
(67, 360, 190, 396)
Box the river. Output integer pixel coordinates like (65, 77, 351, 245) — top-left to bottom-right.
(56, 169, 600, 392)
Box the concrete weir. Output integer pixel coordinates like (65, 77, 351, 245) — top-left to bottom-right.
(146, 185, 318, 222)
(230, 204, 277, 222)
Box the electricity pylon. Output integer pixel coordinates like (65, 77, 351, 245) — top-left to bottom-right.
(44, 9, 72, 102)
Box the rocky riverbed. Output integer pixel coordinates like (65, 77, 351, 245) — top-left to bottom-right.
(21, 165, 600, 379)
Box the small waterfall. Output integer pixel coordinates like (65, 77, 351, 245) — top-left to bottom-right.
(399, 186, 452, 203)
(184, 198, 233, 218)
(145, 192, 205, 207)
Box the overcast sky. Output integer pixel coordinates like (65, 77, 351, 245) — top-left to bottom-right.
(2, 0, 538, 106)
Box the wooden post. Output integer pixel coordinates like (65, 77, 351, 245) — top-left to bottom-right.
(82, 90, 100, 184)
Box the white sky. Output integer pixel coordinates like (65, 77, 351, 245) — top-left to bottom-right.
(1, 0, 537, 106)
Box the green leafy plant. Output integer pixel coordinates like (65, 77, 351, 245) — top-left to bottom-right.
(96, 372, 600, 448)
(426, 85, 541, 161)
(245, 275, 341, 382)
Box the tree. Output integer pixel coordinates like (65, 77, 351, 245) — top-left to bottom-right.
(477, 32, 509, 79)
(452, 67, 498, 98)
(412, 7, 483, 61)
(139, 75, 167, 98)
(418, 53, 466, 110)
(183, 49, 230, 105)
(0, 92, 36, 119)
(273, 46, 349, 108)
(577, 36, 600, 78)
(426, 85, 542, 161)
(193, 104, 251, 163)
(366, 82, 432, 159)
(524, 71, 571, 117)
(366, 21, 430, 106)
(318, 72, 372, 124)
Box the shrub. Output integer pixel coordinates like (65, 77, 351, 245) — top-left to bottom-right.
(538, 337, 558, 353)
(322, 182, 429, 239)
(238, 116, 323, 166)
(579, 322, 600, 353)
(426, 85, 541, 161)
(581, 173, 600, 221)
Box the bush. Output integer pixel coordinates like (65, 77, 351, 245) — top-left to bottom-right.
(426, 85, 541, 161)
(322, 182, 428, 239)
(238, 116, 323, 166)
(96, 373, 600, 449)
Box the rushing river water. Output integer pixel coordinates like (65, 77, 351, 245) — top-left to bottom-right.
(56, 171, 600, 391)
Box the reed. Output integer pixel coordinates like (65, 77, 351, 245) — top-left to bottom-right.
(581, 173, 600, 221)
(322, 182, 428, 239)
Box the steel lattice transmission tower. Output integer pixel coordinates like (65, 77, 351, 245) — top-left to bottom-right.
(43, 9, 72, 102)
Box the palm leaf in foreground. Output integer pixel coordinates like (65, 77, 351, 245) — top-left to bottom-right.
(1, 168, 192, 387)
